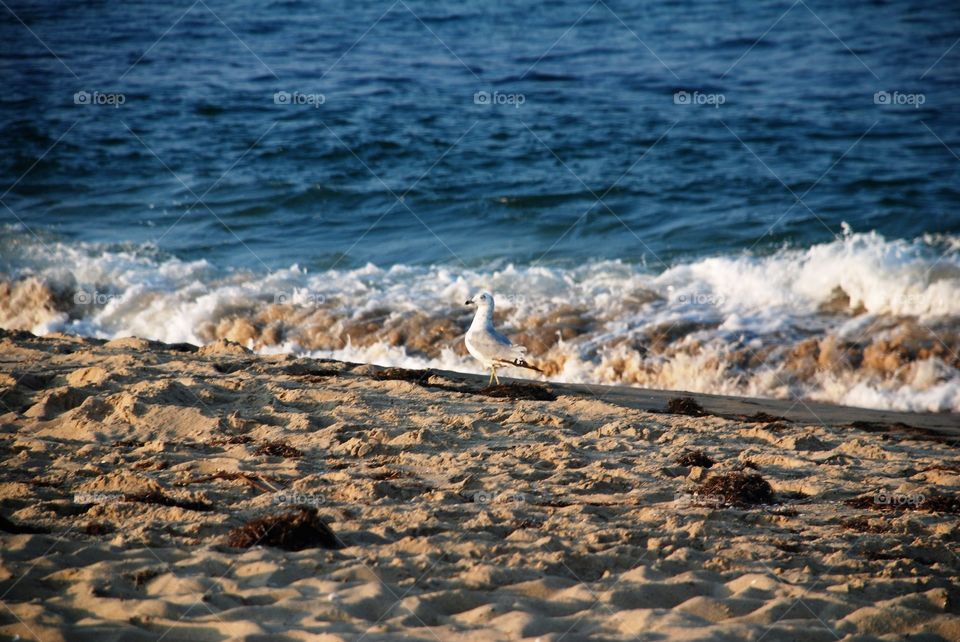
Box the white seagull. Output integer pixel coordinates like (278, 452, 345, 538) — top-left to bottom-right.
(464, 291, 542, 385)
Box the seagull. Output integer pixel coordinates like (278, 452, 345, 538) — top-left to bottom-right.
(464, 291, 542, 385)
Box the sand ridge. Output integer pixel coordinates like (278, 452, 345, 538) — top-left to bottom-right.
(0, 330, 958, 641)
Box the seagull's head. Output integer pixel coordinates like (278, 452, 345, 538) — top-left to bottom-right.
(465, 291, 494, 308)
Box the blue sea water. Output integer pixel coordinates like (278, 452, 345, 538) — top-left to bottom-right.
(3, 0, 959, 268)
(2, 0, 960, 411)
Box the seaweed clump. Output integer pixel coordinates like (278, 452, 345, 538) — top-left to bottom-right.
(696, 472, 775, 506)
(226, 507, 342, 551)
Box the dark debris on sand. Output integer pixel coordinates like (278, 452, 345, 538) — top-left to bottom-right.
(283, 362, 339, 378)
(369, 366, 555, 400)
(254, 440, 303, 458)
(166, 342, 199, 353)
(129, 568, 162, 588)
(845, 492, 960, 515)
(666, 396, 707, 416)
(178, 470, 282, 494)
(226, 507, 342, 551)
(210, 434, 253, 446)
(839, 516, 893, 534)
(213, 361, 257, 374)
(675, 450, 715, 468)
(84, 522, 113, 536)
(696, 472, 775, 506)
(741, 412, 790, 423)
(374, 367, 433, 385)
(921, 495, 960, 513)
(479, 382, 557, 401)
(120, 491, 213, 513)
(846, 420, 943, 442)
(371, 367, 467, 394)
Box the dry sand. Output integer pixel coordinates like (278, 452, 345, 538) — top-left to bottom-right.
(0, 329, 958, 641)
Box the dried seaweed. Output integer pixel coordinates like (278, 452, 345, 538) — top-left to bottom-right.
(479, 383, 556, 401)
(696, 472, 775, 506)
(254, 441, 303, 458)
(226, 507, 342, 551)
(675, 450, 715, 468)
(666, 397, 707, 416)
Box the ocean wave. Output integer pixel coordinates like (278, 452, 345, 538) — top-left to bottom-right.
(2, 225, 958, 412)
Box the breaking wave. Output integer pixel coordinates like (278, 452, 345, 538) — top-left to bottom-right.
(2, 225, 959, 412)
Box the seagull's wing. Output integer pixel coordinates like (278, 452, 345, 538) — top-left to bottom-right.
(488, 327, 514, 348)
(477, 326, 542, 373)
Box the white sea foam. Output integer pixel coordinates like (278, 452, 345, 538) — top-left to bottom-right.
(2, 225, 958, 412)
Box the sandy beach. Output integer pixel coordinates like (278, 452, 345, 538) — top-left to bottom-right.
(4, 0, 960, 638)
(1, 329, 958, 641)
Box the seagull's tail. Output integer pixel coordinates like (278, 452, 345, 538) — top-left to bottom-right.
(514, 358, 544, 374)
(497, 357, 544, 374)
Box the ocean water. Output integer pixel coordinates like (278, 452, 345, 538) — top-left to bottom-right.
(2, 0, 959, 412)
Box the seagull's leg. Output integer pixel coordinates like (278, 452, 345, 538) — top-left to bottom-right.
(488, 367, 495, 386)
(493, 368, 500, 385)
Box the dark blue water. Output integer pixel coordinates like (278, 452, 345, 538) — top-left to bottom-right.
(2, 0, 959, 271)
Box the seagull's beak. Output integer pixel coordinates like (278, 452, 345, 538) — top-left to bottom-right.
(464, 299, 473, 306)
